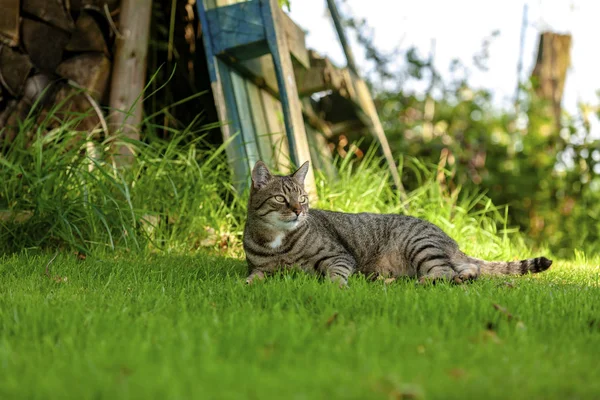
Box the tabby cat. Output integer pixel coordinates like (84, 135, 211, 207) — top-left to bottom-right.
(243, 161, 552, 285)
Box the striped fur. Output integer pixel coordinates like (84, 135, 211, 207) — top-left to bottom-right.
(243, 161, 552, 285)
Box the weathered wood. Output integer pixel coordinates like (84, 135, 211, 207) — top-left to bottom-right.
(260, 0, 316, 197)
(239, 50, 356, 104)
(352, 75, 404, 193)
(259, 89, 290, 172)
(294, 52, 354, 98)
(245, 79, 277, 167)
(108, 0, 152, 164)
(197, 0, 250, 189)
(0, 0, 20, 47)
(230, 70, 261, 166)
(217, 58, 252, 188)
(57, 53, 111, 100)
(282, 11, 309, 69)
(206, 2, 308, 72)
(22, 0, 75, 33)
(22, 17, 71, 71)
(206, 2, 268, 61)
(531, 31, 571, 131)
(0, 45, 34, 96)
(65, 11, 109, 54)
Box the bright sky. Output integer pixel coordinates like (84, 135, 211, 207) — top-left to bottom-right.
(289, 0, 600, 133)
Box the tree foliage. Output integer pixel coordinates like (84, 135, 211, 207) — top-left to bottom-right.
(342, 9, 600, 257)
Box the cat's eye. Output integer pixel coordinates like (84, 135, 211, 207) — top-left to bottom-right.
(299, 196, 308, 204)
(274, 195, 286, 203)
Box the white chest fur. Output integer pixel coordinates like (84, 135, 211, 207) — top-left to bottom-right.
(268, 233, 285, 249)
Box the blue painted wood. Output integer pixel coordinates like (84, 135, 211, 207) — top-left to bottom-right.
(217, 58, 251, 189)
(206, 2, 269, 61)
(230, 70, 261, 167)
(195, 0, 217, 83)
(259, 0, 299, 167)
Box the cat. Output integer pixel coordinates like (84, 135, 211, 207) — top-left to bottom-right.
(243, 160, 552, 286)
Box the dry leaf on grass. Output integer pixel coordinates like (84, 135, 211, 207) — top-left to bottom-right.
(325, 312, 338, 328)
(492, 303, 514, 320)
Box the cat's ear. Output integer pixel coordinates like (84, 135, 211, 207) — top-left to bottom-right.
(291, 161, 310, 185)
(251, 161, 272, 190)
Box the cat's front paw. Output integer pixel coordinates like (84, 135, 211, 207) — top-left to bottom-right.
(245, 270, 265, 285)
(327, 275, 348, 289)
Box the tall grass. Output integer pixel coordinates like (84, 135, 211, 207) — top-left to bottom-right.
(1, 109, 532, 260)
(0, 108, 241, 255)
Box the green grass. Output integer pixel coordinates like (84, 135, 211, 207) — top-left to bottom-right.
(2, 110, 599, 399)
(1, 253, 598, 399)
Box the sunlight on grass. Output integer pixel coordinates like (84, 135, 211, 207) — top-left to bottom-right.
(2, 110, 599, 399)
(0, 253, 598, 399)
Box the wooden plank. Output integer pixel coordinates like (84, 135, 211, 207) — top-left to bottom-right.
(260, 0, 316, 198)
(230, 70, 260, 168)
(239, 55, 278, 96)
(245, 80, 277, 167)
(260, 90, 290, 173)
(282, 11, 309, 69)
(206, 2, 268, 61)
(217, 60, 252, 189)
(351, 75, 404, 194)
(197, 0, 249, 190)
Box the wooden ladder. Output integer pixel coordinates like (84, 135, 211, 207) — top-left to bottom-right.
(196, 0, 317, 197)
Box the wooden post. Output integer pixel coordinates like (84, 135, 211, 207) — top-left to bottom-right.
(261, 0, 317, 198)
(108, 0, 153, 165)
(530, 32, 571, 132)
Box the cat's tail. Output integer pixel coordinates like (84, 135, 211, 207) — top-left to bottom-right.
(468, 255, 552, 276)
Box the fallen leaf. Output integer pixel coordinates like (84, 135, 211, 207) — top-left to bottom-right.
(447, 368, 468, 380)
(492, 303, 514, 320)
(325, 312, 338, 328)
(482, 330, 503, 344)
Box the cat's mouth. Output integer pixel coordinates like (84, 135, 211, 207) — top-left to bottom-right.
(280, 213, 305, 224)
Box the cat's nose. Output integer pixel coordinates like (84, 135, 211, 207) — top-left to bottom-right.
(292, 208, 302, 216)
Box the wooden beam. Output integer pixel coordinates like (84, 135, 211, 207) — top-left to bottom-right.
(260, 0, 316, 198)
(108, 0, 152, 165)
(206, 2, 268, 61)
(197, 0, 251, 190)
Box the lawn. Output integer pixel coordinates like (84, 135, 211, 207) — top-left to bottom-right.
(1, 252, 598, 399)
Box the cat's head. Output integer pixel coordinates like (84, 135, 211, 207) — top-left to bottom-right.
(247, 160, 310, 231)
